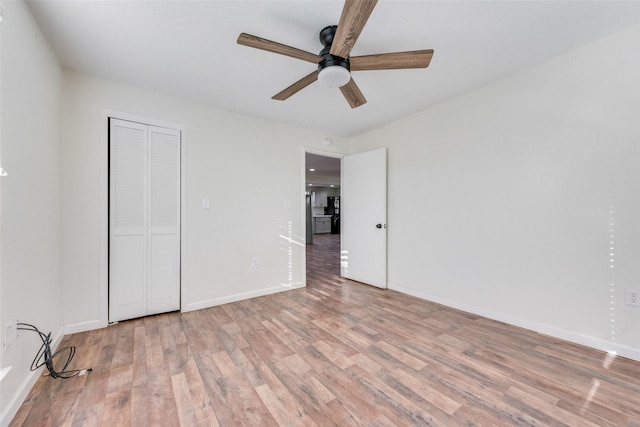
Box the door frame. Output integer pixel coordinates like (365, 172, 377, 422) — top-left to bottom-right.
(100, 110, 187, 326)
(301, 147, 343, 285)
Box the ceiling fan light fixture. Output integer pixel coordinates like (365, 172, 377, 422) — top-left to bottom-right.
(237, 1, 432, 108)
(318, 65, 350, 88)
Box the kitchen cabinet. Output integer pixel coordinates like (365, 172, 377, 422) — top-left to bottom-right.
(314, 216, 331, 233)
(312, 191, 327, 207)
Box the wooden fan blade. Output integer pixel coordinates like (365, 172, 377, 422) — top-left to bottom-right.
(350, 49, 434, 71)
(330, 0, 378, 59)
(237, 33, 322, 64)
(272, 71, 319, 101)
(339, 78, 367, 108)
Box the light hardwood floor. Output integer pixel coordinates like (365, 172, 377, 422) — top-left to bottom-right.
(10, 234, 640, 426)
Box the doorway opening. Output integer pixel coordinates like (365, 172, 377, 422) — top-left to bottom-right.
(305, 152, 341, 279)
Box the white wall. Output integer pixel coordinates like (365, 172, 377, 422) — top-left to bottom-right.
(352, 24, 640, 360)
(0, 0, 63, 420)
(62, 72, 349, 329)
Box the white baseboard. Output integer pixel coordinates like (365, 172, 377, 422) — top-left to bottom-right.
(183, 282, 305, 313)
(387, 282, 640, 363)
(64, 319, 107, 335)
(66, 283, 307, 331)
(0, 327, 64, 427)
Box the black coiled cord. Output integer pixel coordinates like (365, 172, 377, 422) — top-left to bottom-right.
(17, 323, 91, 379)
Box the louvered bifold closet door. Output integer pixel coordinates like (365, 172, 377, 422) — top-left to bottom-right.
(147, 126, 180, 316)
(109, 119, 149, 322)
(109, 119, 180, 323)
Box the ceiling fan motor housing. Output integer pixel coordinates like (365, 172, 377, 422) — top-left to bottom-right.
(319, 25, 338, 47)
(318, 46, 350, 71)
(318, 25, 350, 87)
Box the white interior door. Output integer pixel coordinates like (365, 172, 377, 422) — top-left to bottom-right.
(341, 148, 387, 288)
(109, 119, 180, 322)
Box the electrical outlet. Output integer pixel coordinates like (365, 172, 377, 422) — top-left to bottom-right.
(3, 321, 18, 350)
(626, 289, 640, 307)
(252, 258, 260, 269)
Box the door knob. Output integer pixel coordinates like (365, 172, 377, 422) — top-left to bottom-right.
(376, 223, 382, 229)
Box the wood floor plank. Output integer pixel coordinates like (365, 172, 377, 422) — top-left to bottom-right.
(504, 385, 603, 427)
(9, 234, 640, 426)
(171, 372, 214, 427)
(192, 352, 245, 427)
(347, 356, 455, 426)
(311, 317, 375, 350)
(315, 365, 381, 426)
(375, 340, 429, 371)
(99, 388, 131, 426)
(257, 361, 317, 426)
(255, 383, 313, 427)
(181, 357, 217, 423)
(70, 402, 104, 427)
(267, 355, 339, 425)
(312, 340, 356, 370)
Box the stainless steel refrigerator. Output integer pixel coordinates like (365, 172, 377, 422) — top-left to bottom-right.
(305, 194, 313, 244)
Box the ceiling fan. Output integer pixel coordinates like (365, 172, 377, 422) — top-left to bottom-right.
(237, 0, 434, 109)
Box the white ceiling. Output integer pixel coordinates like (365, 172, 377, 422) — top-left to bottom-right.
(306, 152, 341, 187)
(26, 0, 640, 137)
